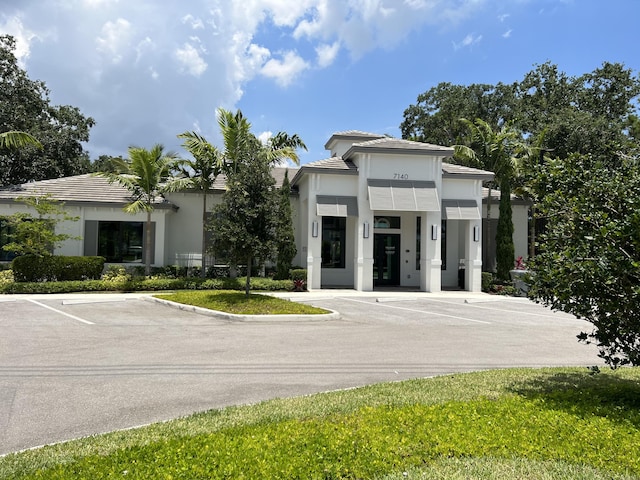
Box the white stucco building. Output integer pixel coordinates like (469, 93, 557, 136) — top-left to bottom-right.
(0, 130, 530, 292)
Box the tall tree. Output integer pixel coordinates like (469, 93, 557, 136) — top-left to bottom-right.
(208, 108, 306, 291)
(401, 82, 517, 145)
(176, 131, 223, 278)
(454, 119, 521, 276)
(98, 144, 187, 275)
(0, 35, 95, 186)
(208, 149, 278, 296)
(401, 62, 640, 159)
(495, 176, 515, 280)
(274, 170, 297, 280)
(530, 151, 640, 367)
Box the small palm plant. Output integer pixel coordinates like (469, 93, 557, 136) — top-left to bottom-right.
(98, 144, 188, 275)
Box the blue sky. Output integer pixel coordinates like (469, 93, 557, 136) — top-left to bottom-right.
(2, 0, 639, 165)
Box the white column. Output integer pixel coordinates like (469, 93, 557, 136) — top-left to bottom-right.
(464, 220, 483, 292)
(354, 215, 374, 291)
(306, 176, 323, 290)
(420, 212, 442, 292)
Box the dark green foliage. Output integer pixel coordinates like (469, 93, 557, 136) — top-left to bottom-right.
(402, 61, 640, 160)
(401, 82, 517, 145)
(496, 177, 515, 281)
(208, 153, 278, 295)
(481, 272, 493, 292)
(11, 255, 104, 282)
(289, 269, 307, 281)
(0, 35, 94, 186)
(530, 153, 640, 367)
(274, 170, 297, 280)
(0, 276, 293, 294)
(2, 195, 78, 257)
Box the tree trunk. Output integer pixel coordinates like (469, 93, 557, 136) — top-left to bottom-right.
(245, 254, 252, 296)
(201, 192, 207, 279)
(145, 209, 152, 276)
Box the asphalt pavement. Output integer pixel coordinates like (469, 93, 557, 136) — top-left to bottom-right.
(0, 290, 601, 455)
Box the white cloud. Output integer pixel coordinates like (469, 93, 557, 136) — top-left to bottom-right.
(261, 50, 309, 87)
(0, 15, 39, 66)
(175, 42, 208, 77)
(292, 0, 484, 59)
(257, 130, 273, 144)
(453, 33, 482, 50)
(182, 14, 204, 30)
(316, 41, 340, 68)
(498, 13, 510, 22)
(82, 0, 120, 7)
(96, 18, 132, 63)
(502, 29, 512, 38)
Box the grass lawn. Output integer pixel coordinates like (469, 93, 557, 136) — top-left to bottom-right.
(1, 367, 639, 479)
(155, 289, 329, 315)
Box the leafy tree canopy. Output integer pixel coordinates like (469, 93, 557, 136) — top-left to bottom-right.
(401, 61, 640, 158)
(2, 195, 78, 257)
(0, 35, 95, 186)
(529, 151, 640, 368)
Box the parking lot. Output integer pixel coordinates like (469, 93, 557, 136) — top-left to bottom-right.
(0, 291, 600, 455)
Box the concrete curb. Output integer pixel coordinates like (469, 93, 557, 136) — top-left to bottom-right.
(146, 295, 341, 322)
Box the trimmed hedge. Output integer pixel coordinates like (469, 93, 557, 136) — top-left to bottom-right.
(0, 276, 294, 294)
(12, 255, 105, 282)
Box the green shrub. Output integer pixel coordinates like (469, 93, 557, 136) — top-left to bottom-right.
(0, 269, 13, 286)
(11, 255, 105, 282)
(0, 276, 293, 294)
(290, 269, 306, 281)
(481, 272, 493, 292)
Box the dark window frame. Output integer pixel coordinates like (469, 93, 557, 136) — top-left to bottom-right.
(321, 216, 346, 269)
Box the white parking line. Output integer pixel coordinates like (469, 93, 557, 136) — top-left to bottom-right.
(26, 299, 94, 325)
(342, 298, 491, 324)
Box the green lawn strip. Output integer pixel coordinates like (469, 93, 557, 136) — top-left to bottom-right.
(379, 458, 639, 480)
(155, 289, 328, 315)
(2, 368, 639, 479)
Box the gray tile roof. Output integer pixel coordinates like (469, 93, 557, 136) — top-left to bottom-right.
(442, 162, 494, 179)
(0, 167, 301, 207)
(290, 156, 358, 186)
(324, 130, 386, 149)
(209, 166, 299, 190)
(344, 137, 454, 158)
(0, 174, 176, 209)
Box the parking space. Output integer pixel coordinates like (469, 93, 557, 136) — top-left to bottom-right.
(0, 291, 601, 455)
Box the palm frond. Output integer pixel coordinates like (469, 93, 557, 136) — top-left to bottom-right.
(0, 131, 43, 150)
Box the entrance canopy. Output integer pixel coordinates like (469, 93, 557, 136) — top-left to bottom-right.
(367, 179, 439, 211)
(316, 195, 359, 217)
(442, 199, 481, 220)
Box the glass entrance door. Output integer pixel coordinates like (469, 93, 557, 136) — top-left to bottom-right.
(373, 233, 401, 286)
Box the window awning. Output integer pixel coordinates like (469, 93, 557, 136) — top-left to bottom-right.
(442, 199, 481, 220)
(367, 179, 439, 211)
(316, 195, 359, 217)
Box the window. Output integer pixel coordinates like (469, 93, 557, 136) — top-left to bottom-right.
(0, 218, 17, 262)
(321, 217, 346, 268)
(416, 216, 421, 270)
(441, 220, 447, 270)
(374, 216, 401, 229)
(97, 221, 144, 263)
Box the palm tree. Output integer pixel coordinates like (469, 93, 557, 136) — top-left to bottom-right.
(454, 118, 522, 275)
(214, 108, 306, 282)
(0, 130, 42, 149)
(217, 108, 305, 172)
(176, 131, 224, 278)
(98, 144, 188, 276)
